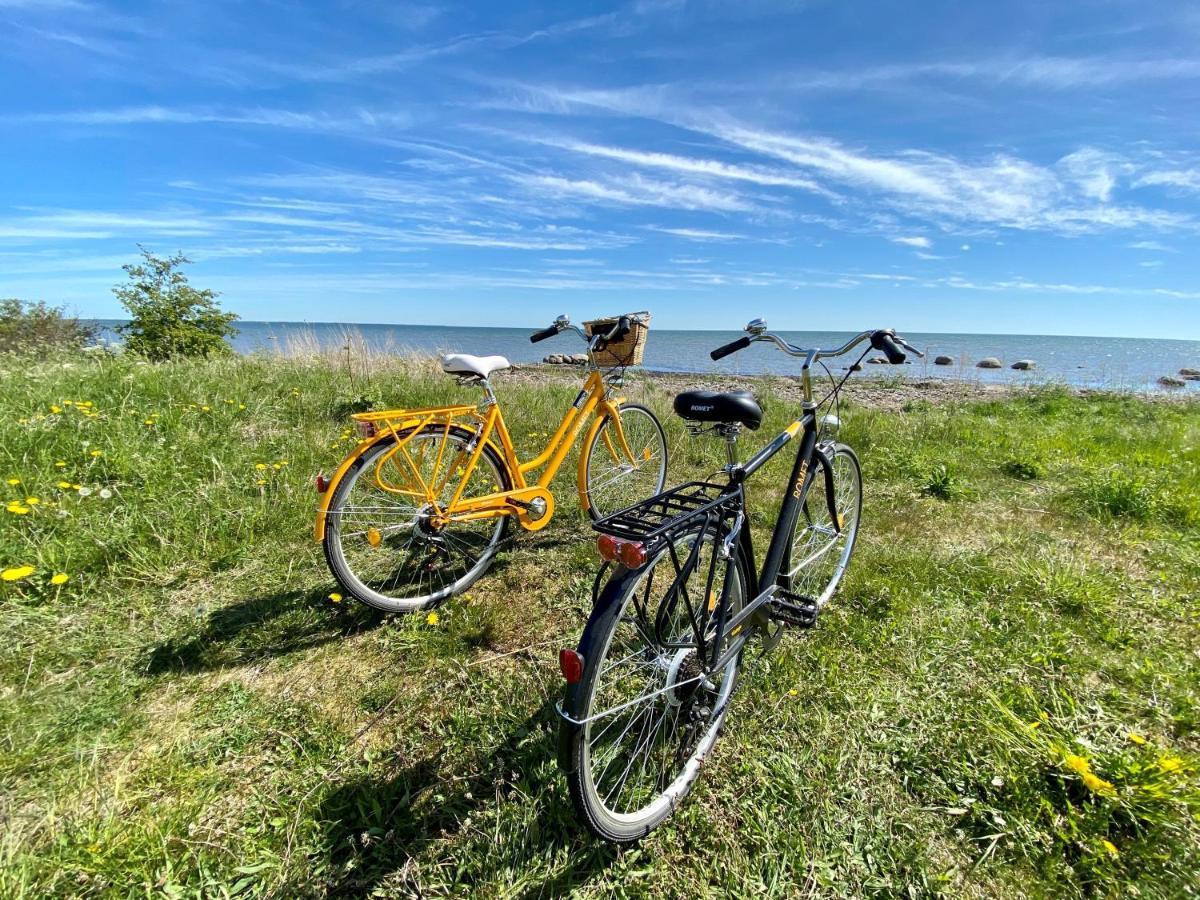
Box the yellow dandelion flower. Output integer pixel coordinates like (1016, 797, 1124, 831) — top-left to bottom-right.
(278, 460, 288, 466)
(328, 592, 342, 602)
(426, 611, 439, 626)
(788, 688, 799, 697)
(201, 405, 211, 412)
(1159, 755, 1184, 773)
(256, 479, 267, 485)
(25, 497, 39, 505)
(50, 573, 69, 585)
(1064, 754, 1091, 777)
(272, 463, 281, 470)
(57, 481, 72, 489)
(1082, 771, 1115, 795)
(63, 400, 73, 406)
(238, 404, 246, 410)
(6, 478, 20, 485)
(1101, 839, 1119, 858)
(50, 405, 61, 414)
(255, 463, 267, 470)
(144, 419, 155, 426)
(55, 461, 66, 468)
(89, 450, 102, 458)
(6, 503, 31, 515)
(1, 565, 36, 582)
(1127, 732, 1147, 745)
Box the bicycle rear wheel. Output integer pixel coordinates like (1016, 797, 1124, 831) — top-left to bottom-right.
(561, 526, 747, 842)
(322, 425, 511, 612)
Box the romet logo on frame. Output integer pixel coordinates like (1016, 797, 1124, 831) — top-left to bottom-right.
(690, 405, 714, 412)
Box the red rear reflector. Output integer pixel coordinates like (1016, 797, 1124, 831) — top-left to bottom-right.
(356, 420, 377, 439)
(559, 648, 584, 684)
(315, 474, 328, 493)
(597, 534, 619, 561)
(617, 540, 647, 569)
(596, 535, 647, 569)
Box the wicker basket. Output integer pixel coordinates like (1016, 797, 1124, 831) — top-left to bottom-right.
(584, 311, 651, 367)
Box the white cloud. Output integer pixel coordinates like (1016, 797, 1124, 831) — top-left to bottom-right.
(643, 226, 746, 241)
(536, 138, 828, 193)
(891, 235, 931, 248)
(17, 105, 411, 134)
(518, 173, 752, 212)
(1127, 240, 1176, 252)
(1135, 169, 1200, 193)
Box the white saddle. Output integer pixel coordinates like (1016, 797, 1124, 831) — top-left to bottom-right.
(441, 353, 511, 379)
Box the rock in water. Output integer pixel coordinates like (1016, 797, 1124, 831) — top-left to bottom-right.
(977, 357, 1003, 369)
(933, 355, 954, 366)
(1011, 359, 1036, 370)
(867, 356, 890, 364)
(1180, 368, 1200, 380)
(1159, 375, 1186, 388)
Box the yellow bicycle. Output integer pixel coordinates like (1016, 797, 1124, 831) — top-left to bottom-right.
(314, 313, 668, 612)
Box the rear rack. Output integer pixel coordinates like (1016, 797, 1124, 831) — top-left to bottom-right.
(592, 481, 737, 545)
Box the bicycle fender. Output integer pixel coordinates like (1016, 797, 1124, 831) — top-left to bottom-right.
(813, 444, 841, 534)
(314, 431, 400, 542)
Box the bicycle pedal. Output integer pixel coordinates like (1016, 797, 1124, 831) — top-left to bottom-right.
(769, 590, 819, 628)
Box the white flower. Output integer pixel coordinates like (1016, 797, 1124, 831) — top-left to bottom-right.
(77, 486, 93, 497)
(98, 488, 112, 500)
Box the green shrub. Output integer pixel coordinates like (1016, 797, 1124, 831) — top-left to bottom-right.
(115, 249, 238, 361)
(0, 298, 95, 354)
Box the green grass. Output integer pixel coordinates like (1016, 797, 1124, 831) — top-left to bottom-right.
(1, 351, 1198, 898)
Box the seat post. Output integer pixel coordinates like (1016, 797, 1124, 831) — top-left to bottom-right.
(479, 379, 497, 408)
(719, 423, 741, 467)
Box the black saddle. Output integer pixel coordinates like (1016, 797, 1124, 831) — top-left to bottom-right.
(673, 390, 763, 430)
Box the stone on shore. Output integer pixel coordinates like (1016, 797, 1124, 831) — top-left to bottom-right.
(977, 357, 1003, 369)
(867, 356, 890, 364)
(543, 353, 564, 364)
(1011, 359, 1036, 371)
(1181, 368, 1200, 380)
(568, 353, 588, 365)
(1159, 375, 1186, 388)
(934, 355, 954, 366)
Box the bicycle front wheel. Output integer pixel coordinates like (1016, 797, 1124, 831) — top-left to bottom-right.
(784, 443, 862, 605)
(322, 425, 512, 612)
(582, 403, 668, 521)
(561, 526, 747, 842)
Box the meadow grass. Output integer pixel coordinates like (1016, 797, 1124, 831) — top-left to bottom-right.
(1, 350, 1198, 898)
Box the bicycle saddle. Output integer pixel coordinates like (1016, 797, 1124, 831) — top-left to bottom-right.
(441, 353, 511, 379)
(672, 390, 763, 430)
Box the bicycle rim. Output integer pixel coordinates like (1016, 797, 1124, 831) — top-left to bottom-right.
(584, 404, 668, 521)
(569, 528, 745, 840)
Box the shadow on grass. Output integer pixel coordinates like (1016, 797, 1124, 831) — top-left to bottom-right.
(143, 587, 385, 676)
(309, 699, 621, 897)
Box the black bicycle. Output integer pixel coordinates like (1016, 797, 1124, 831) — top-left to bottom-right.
(556, 320, 923, 842)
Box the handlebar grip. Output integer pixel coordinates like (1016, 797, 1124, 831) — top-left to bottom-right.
(871, 331, 906, 364)
(530, 325, 560, 343)
(711, 335, 752, 361)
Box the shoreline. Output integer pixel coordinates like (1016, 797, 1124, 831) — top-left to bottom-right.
(505, 363, 1200, 408)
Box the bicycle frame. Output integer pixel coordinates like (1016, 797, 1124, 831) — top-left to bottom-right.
(314, 369, 639, 540)
(643, 411, 835, 672)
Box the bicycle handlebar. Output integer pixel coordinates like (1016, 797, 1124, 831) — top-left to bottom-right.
(710, 335, 752, 361)
(530, 324, 560, 343)
(709, 322, 924, 366)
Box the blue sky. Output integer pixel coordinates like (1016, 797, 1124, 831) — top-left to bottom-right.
(1, 0, 1199, 338)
